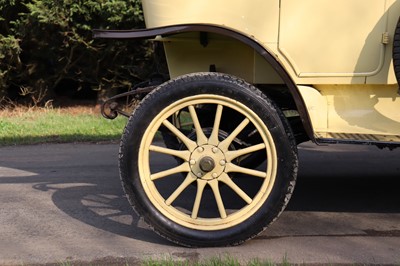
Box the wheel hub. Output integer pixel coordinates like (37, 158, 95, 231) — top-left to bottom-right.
(189, 145, 226, 180)
(199, 156, 215, 172)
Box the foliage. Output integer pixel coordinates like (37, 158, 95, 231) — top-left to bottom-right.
(0, 0, 153, 106)
(0, 34, 21, 95)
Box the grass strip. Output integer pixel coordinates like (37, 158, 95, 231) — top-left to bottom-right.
(143, 254, 292, 266)
(0, 107, 127, 146)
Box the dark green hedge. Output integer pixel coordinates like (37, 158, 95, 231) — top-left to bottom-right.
(0, 0, 154, 106)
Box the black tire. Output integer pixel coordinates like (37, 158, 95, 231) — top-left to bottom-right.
(393, 17, 400, 85)
(119, 72, 298, 247)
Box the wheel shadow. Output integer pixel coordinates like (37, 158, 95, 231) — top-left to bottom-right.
(0, 144, 171, 245)
(47, 183, 169, 244)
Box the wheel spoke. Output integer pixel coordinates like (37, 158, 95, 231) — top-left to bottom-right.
(225, 143, 266, 162)
(208, 104, 223, 145)
(191, 179, 207, 219)
(209, 179, 227, 219)
(225, 163, 267, 178)
(165, 173, 196, 205)
(188, 105, 208, 145)
(149, 145, 191, 160)
(218, 118, 250, 151)
(219, 173, 252, 204)
(162, 119, 197, 151)
(150, 163, 190, 180)
(171, 113, 181, 128)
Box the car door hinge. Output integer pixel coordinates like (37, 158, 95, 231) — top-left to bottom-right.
(382, 32, 389, 45)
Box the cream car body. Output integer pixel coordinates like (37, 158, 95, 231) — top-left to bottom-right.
(138, 0, 400, 143)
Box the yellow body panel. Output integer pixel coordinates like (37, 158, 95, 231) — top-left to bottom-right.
(299, 85, 400, 141)
(141, 0, 400, 142)
(142, 0, 280, 44)
(277, 0, 400, 85)
(161, 34, 283, 84)
(279, 0, 387, 78)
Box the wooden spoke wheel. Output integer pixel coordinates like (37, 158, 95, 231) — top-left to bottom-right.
(119, 73, 298, 247)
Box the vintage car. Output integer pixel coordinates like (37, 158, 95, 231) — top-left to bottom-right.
(94, 0, 400, 247)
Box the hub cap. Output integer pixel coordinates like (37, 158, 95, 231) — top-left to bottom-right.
(189, 145, 225, 180)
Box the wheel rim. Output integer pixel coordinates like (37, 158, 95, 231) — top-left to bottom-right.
(138, 94, 278, 230)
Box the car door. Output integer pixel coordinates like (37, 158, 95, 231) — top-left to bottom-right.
(278, 0, 387, 79)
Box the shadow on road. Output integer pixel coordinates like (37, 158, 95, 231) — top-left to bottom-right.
(1, 142, 399, 244)
(0, 144, 171, 245)
(290, 142, 400, 213)
(288, 177, 400, 213)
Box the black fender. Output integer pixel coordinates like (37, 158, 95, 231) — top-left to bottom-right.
(93, 24, 315, 141)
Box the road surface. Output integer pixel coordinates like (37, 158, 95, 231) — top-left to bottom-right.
(0, 142, 399, 265)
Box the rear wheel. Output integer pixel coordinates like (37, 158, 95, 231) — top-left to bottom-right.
(119, 72, 298, 247)
(393, 17, 400, 85)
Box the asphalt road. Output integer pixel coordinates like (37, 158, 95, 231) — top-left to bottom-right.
(0, 142, 399, 265)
